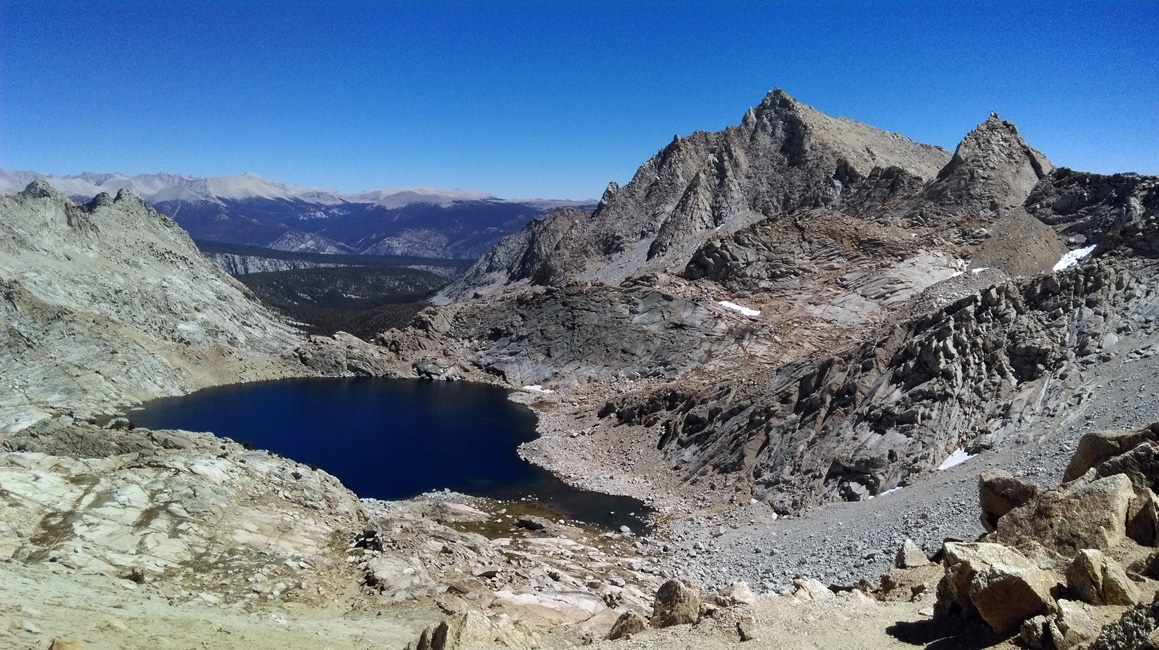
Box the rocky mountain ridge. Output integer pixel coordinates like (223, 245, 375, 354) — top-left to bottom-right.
(0, 181, 413, 434)
(0, 169, 595, 261)
(397, 90, 1157, 528)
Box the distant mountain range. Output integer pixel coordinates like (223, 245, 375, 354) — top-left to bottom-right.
(0, 170, 595, 259)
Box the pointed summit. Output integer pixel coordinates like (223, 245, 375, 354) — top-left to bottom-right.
(926, 113, 1054, 212)
(19, 179, 66, 200)
(759, 88, 801, 109)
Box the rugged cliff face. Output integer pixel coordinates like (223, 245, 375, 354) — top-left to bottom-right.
(397, 91, 1157, 521)
(0, 181, 306, 431)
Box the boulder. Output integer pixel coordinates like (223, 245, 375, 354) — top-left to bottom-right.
(979, 469, 1042, 533)
(1066, 549, 1143, 606)
(896, 538, 931, 568)
(793, 577, 835, 601)
(1053, 600, 1098, 650)
(737, 615, 758, 642)
(514, 515, 554, 532)
(1128, 489, 1159, 546)
(715, 581, 757, 607)
(1064, 426, 1158, 482)
(969, 563, 1057, 635)
(1096, 442, 1159, 492)
(605, 611, 648, 640)
(1020, 600, 1097, 650)
(990, 473, 1134, 554)
(1020, 614, 1052, 649)
(651, 579, 700, 628)
(413, 358, 459, 381)
(936, 542, 1058, 628)
(407, 612, 540, 650)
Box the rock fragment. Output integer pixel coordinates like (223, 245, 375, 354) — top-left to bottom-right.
(651, 579, 700, 628)
(978, 468, 1041, 533)
(1066, 549, 1142, 606)
(895, 539, 930, 568)
(990, 473, 1134, 554)
(715, 580, 757, 606)
(737, 615, 758, 642)
(1064, 426, 1158, 482)
(605, 611, 648, 640)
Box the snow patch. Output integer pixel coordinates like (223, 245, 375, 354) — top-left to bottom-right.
(937, 448, 975, 471)
(971, 267, 989, 274)
(1053, 245, 1097, 273)
(522, 385, 554, 394)
(719, 301, 760, 317)
(867, 486, 903, 500)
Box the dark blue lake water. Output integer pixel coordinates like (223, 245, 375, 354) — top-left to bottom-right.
(129, 377, 648, 530)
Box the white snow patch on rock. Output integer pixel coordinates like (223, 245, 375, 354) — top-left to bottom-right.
(1053, 245, 1097, 273)
(937, 448, 975, 471)
(522, 385, 554, 394)
(719, 301, 760, 317)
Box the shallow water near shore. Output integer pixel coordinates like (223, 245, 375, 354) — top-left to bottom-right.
(129, 377, 649, 530)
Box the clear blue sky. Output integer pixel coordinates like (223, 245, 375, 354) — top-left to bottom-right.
(2, 1, 1156, 200)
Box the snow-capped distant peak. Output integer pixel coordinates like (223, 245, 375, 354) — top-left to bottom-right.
(0, 169, 498, 208)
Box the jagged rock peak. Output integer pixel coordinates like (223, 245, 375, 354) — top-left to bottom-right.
(758, 87, 801, 110)
(927, 112, 1054, 212)
(19, 179, 64, 200)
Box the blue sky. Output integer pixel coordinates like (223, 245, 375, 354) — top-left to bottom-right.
(2, 1, 1156, 199)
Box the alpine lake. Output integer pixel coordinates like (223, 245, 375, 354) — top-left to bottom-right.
(129, 377, 649, 531)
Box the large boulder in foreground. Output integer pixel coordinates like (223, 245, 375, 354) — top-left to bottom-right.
(970, 564, 1058, 636)
(937, 542, 1058, 634)
(1064, 426, 1158, 482)
(651, 579, 701, 628)
(990, 473, 1134, 554)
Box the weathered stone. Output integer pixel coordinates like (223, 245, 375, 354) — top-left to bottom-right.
(737, 615, 758, 642)
(990, 473, 1134, 554)
(936, 541, 1058, 626)
(715, 580, 757, 607)
(793, 577, 835, 601)
(605, 611, 648, 640)
(651, 579, 700, 628)
(1021, 614, 1051, 649)
(426, 501, 490, 524)
(896, 538, 930, 568)
(1064, 426, 1159, 482)
(979, 468, 1042, 533)
(1129, 489, 1159, 546)
(415, 612, 539, 650)
(1052, 599, 1098, 650)
(1066, 549, 1142, 606)
(1096, 442, 1159, 492)
(515, 515, 554, 532)
(969, 563, 1057, 635)
(471, 565, 500, 579)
